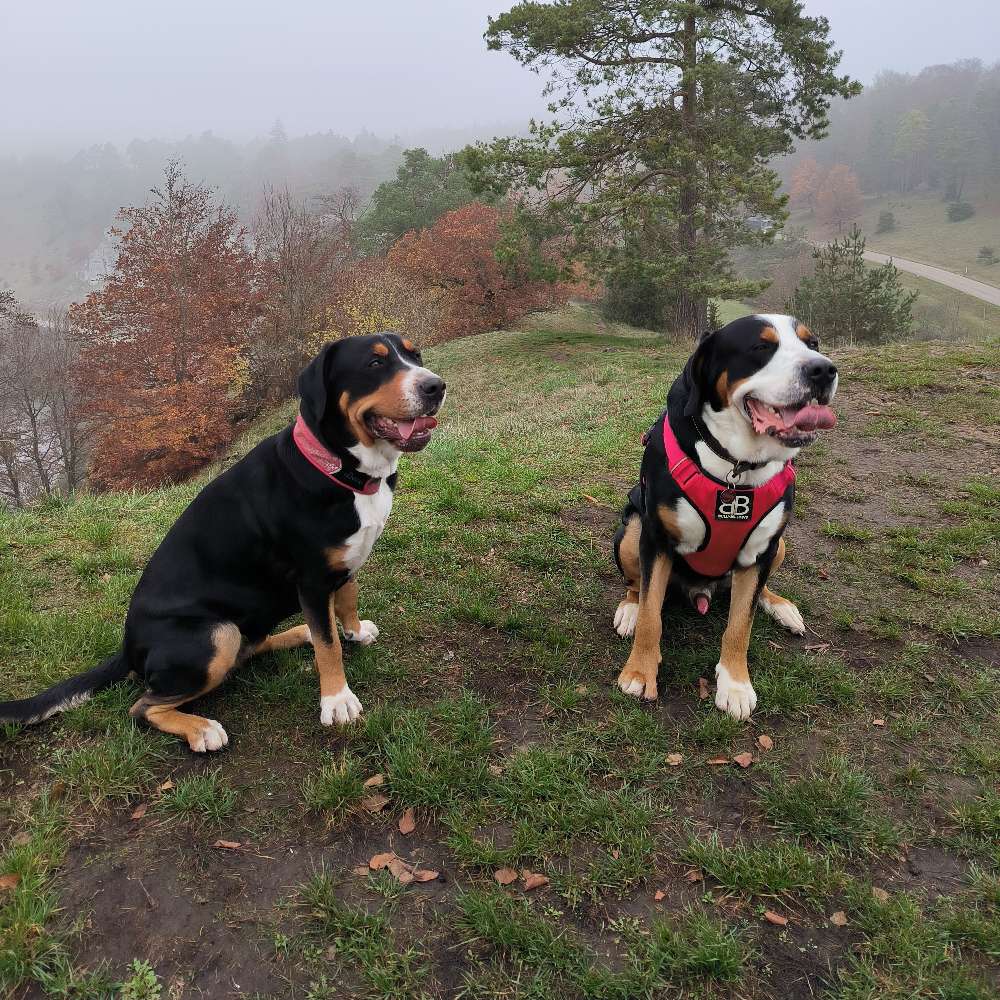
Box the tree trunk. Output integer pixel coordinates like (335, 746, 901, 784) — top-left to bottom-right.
(677, 11, 706, 337)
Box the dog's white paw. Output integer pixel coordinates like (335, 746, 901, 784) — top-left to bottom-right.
(613, 600, 639, 638)
(320, 686, 364, 726)
(760, 595, 805, 635)
(344, 620, 379, 646)
(189, 718, 229, 753)
(714, 664, 757, 721)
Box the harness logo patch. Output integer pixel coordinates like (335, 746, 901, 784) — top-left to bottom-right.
(715, 488, 754, 522)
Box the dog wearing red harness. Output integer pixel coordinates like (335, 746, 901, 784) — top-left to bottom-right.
(612, 314, 838, 719)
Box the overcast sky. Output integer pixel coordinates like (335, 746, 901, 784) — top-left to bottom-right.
(2, 0, 998, 152)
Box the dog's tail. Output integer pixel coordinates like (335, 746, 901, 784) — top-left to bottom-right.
(0, 652, 130, 726)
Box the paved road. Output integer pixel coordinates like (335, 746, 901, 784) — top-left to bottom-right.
(864, 251, 1000, 307)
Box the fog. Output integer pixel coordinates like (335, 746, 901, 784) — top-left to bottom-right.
(3, 0, 998, 153)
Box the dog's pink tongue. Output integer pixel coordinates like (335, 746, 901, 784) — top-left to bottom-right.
(395, 416, 438, 441)
(785, 403, 837, 431)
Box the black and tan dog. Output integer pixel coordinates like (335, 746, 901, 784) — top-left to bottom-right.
(0, 334, 445, 751)
(613, 314, 838, 719)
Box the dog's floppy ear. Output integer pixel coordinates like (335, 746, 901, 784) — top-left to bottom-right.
(682, 333, 715, 418)
(298, 340, 341, 431)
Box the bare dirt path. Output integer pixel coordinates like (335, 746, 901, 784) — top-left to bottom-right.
(864, 250, 1000, 304)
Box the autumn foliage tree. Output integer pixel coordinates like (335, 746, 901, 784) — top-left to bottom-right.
(816, 164, 863, 231)
(789, 157, 825, 214)
(71, 162, 256, 489)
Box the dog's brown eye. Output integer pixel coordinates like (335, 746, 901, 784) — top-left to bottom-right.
(368, 357, 384, 368)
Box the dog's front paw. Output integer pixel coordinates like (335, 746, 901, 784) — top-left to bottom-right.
(613, 600, 638, 638)
(760, 594, 805, 635)
(617, 666, 658, 701)
(188, 718, 229, 753)
(320, 686, 364, 726)
(343, 620, 379, 646)
(714, 664, 757, 721)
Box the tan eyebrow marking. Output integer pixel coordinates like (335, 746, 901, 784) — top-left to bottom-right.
(373, 342, 389, 357)
(796, 324, 813, 342)
(760, 326, 779, 344)
(402, 338, 416, 352)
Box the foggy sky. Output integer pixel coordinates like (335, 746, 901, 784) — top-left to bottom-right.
(2, 0, 998, 152)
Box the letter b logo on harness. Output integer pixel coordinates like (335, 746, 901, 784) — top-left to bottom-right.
(715, 489, 754, 522)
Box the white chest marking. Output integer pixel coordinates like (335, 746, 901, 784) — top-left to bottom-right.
(672, 498, 707, 555)
(341, 482, 393, 572)
(738, 503, 786, 568)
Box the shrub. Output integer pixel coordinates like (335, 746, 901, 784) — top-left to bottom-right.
(977, 246, 998, 266)
(875, 210, 897, 234)
(947, 202, 976, 223)
(602, 266, 675, 330)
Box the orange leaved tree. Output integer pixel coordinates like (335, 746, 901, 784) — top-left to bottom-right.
(816, 165, 863, 232)
(71, 162, 257, 489)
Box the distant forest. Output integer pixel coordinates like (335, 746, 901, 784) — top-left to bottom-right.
(0, 126, 407, 309)
(784, 59, 1000, 201)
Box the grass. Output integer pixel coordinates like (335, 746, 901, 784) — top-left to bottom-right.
(1, 301, 998, 997)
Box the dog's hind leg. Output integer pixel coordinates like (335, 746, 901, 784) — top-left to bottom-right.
(253, 624, 313, 654)
(612, 512, 641, 638)
(335, 577, 379, 646)
(130, 622, 244, 753)
(758, 538, 806, 635)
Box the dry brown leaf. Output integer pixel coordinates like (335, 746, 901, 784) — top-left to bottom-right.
(611, 848, 621, 859)
(369, 852, 396, 871)
(522, 871, 549, 891)
(10, 832, 31, 848)
(494, 867, 518, 886)
(414, 869, 439, 882)
(352, 865, 370, 877)
(732, 752, 754, 769)
(804, 643, 831, 653)
(757, 734, 774, 752)
(395, 868, 415, 884)
(49, 780, 67, 801)
(764, 910, 789, 926)
(488, 763, 504, 777)
(684, 869, 703, 883)
(818, 567, 830, 580)
(363, 774, 385, 788)
(654, 889, 666, 901)
(872, 886, 890, 903)
(130, 803, 148, 820)
(212, 840, 242, 850)
(872, 718, 886, 728)
(362, 794, 390, 813)
(707, 756, 729, 766)
(830, 911, 849, 926)
(666, 753, 684, 767)
(698, 677, 710, 700)
(0, 874, 21, 891)
(575, 684, 588, 695)
(398, 808, 416, 835)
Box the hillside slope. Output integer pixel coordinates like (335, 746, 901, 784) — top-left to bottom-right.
(1, 306, 998, 999)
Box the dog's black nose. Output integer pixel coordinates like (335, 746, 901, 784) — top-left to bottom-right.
(804, 358, 838, 389)
(419, 375, 446, 402)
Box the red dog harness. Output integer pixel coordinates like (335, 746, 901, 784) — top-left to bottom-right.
(662, 417, 795, 578)
(292, 415, 382, 495)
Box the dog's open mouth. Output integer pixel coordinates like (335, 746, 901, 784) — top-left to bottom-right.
(744, 396, 837, 447)
(365, 413, 438, 452)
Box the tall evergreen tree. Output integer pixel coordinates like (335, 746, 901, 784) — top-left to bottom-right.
(465, 1, 859, 335)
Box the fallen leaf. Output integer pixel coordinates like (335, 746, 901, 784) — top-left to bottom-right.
(487, 764, 504, 777)
(362, 794, 390, 813)
(575, 684, 588, 695)
(157, 779, 175, 793)
(818, 567, 830, 580)
(872, 718, 886, 728)
(611, 848, 620, 859)
(414, 869, 439, 882)
(764, 910, 789, 926)
(732, 753, 754, 769)
(10, 832, 30, 848)
(130, 803, 148, 820)
(654, 889, 666, 901)
(830, 911, 848, 927)
(522, 871, 549, 891)
(49, 780, 67, 801)
(872, 886, 890, 903)
(398, 808, 416, 835)
(707, 757, 729, 766)
(494, 867, 518, 886)
(363, 774, 385, 788)
(212, 840, 242, 850)
(804, 643, 831, 654)
(698, 677, 710, 700)
(352, 865, 370, 877)
(757, 734, 774, 752)
(369, 852, 396, 871)
(684, 869, 703, 883)
(666, 753, 684, 767)
(0, 874, 21, 891)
